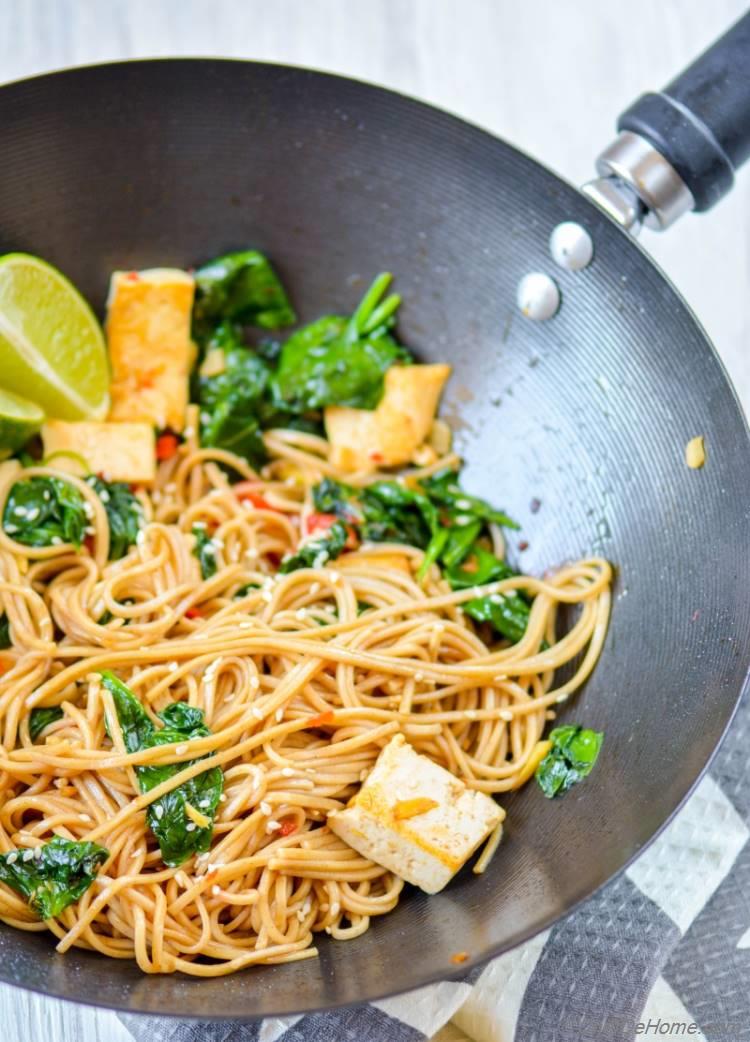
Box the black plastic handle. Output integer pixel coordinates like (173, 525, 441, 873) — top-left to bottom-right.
(617, 10, 750, 212)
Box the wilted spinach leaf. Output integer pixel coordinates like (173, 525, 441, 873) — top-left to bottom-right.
(86, 476, 142, 560)
(193, 250, 296, 340)
(0, 836, 108, 919)
(192, 526, 218, 580)
(535, 725, 604, 798)
(272, 274, 411, 412)
(280, 520, 349, 573)
(29, 706, 64, 741)
(3, 476, 86, 549)
(101, 671, 223, 867)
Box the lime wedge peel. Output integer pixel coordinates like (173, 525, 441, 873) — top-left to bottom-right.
(0, 386, 45, 456)
(0, 253, 109, 421)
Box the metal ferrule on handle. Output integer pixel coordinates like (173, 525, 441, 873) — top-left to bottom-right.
(584, 10, 750, 233)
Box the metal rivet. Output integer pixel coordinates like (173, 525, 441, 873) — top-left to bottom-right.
(549, 222, 594, 271)
(516, 272, 560, 321)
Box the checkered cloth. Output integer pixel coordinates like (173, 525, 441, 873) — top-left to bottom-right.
(120, 689, 750, 1042)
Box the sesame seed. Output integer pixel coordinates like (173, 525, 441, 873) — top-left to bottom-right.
(22, 849, 34, 862)
(245, 547, 258, 558)
(275, 708, 284, 722)
(168, 662, 179, 673)
(185, 823, 196, 832)
(266, 821, 282, 832)
(34, 846, 43, 860)
(26, 508, 39, 521)
(83, 502, 94, 519)
(99, 489, 111, 503)
(199, 799, 211, 809)
(239, 621, 253, 629)
(499, 709, 513, 721)
(176, 744, 188, 754)
(414, 671, 424, 682)
(281, 767, 294, 777)
(211, 884, 220, 895)
(136, 530, 146, 546)
(193, 520, 206, 530)
(261, 591, 273, 603)
(328, 570, 340, 583)
(260, 801, 271, 815)
(184, 426, 195, 438)
(50, 536, 63, 546)
(249, 677, 259, 690)
(154, 805, 164, 820)
(295, 608, 307, 620)
(6, 852, 17, 865)
(219, 794, 226, 802)
(212, 537, 225, 549)
(79, 813, 92, 822)
(4, 524, 17, 534)
(330, 901, 340, 916)
(456, 499, 472, 510)
(84, 525, 95, 536)
(251, 706, 263, 719)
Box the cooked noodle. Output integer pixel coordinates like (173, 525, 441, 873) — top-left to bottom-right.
(0, 413, 611, 975)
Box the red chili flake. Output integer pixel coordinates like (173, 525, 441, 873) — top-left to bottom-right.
(125, 271, 140, 282)
(185, 607, 202, 620)
(305, 512, 337, 535)
(266, 551, 281, 567)
(530, 498, 542, 514)
(451, 951, 469, 964)
(518, 540, 529, 551)
(368, 450, 384, 463)
(279, 821, 297, 837)
(308, 709, 334, 728)
(0, 660, 10, 676)
(83, 534, 96, 555)
(156, 433, 180, 461)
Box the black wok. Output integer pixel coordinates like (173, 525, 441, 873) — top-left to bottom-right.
(0, 13, 749, 1022)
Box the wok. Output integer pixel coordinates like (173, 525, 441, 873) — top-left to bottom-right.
(0, 12, 749, 1022)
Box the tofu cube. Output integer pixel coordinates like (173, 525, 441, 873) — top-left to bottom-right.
(41, 420, 156, 484)
(106, 268, 196, 432)
(328, 734, 504, 893)
(324, 363, 451, 473)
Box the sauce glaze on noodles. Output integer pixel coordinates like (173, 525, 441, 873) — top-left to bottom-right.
(0, 411, 611, 975)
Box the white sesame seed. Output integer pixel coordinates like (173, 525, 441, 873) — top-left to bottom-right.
(136, 530, 146, 546)
(79, 813, 92, 822)
(249, 677, 259, 690)
(184, 426, 195, 438)
(414, 671, 424, 682)
(251, 706, 263, 719)
(211, 884, 220, 895)
(99, 489, 110, 503)
(6, 852, 17, 865)
(245, 546, 258, 559)
(84, 525, 95, 536)
(83, 502, 94, 519)
(212, 537, 225, 549)
(4, 524, 18, 534)
(175, 744, 188, 754)
(168, 662, 179, 673)
(275, 708, 284, 722)
(261, 591, 273, 603)
(185, 823, 196, 832)
(494, 674, 506, 682)
(281, 767, 294, 777)
(260, 801, 271, 815)
(154, 804, 164, 820)
(198, 799, 211, 809)
(499, 709, 513, 721)
(219, 794, 227, 803)
(34, 846, 43, 860)
(330, 901, 340, 916)
(50, 536, 63, 546)
(295, 608, 307, 620)
(192, 520, 206, 529)
(22, 849, 34, 862)
(266, 821, 282, 832)
(328, 570, 340, 583)
(239, 621, 253, 629)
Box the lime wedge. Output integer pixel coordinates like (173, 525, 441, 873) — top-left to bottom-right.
(0, 386, 45, 457)
(0, 253, 109, 420)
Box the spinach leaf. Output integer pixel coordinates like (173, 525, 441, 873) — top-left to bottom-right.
(193, 250, 296, 340)
(3, 476, 86, 549)
(0, 613, 11, 649)
(272, 274, 411, 413)
(0, 836, 108, 919)
(86, 477, 142, 560)
(462, 590, 531, 645)
(313, 478, 436, 549)
(29, 706, 64, 742)
(420, 469, 520, 530)
(280, 520, 349, 573)
(535, 725, 604, 798)
(101, 671, 223, 867)
(192, 526, 218, 580)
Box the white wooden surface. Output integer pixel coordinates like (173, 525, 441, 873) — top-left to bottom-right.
(0, 2, 748, 1040)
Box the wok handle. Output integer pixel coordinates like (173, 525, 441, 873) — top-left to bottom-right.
(583, 10, 750, 232)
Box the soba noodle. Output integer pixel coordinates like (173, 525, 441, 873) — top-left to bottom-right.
(0, 412, 611, 975)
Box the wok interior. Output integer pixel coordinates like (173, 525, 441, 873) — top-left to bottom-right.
(0, 60, 747, 1017)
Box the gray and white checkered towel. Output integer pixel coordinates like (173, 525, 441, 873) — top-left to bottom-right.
(121, 689, 750, 1042)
